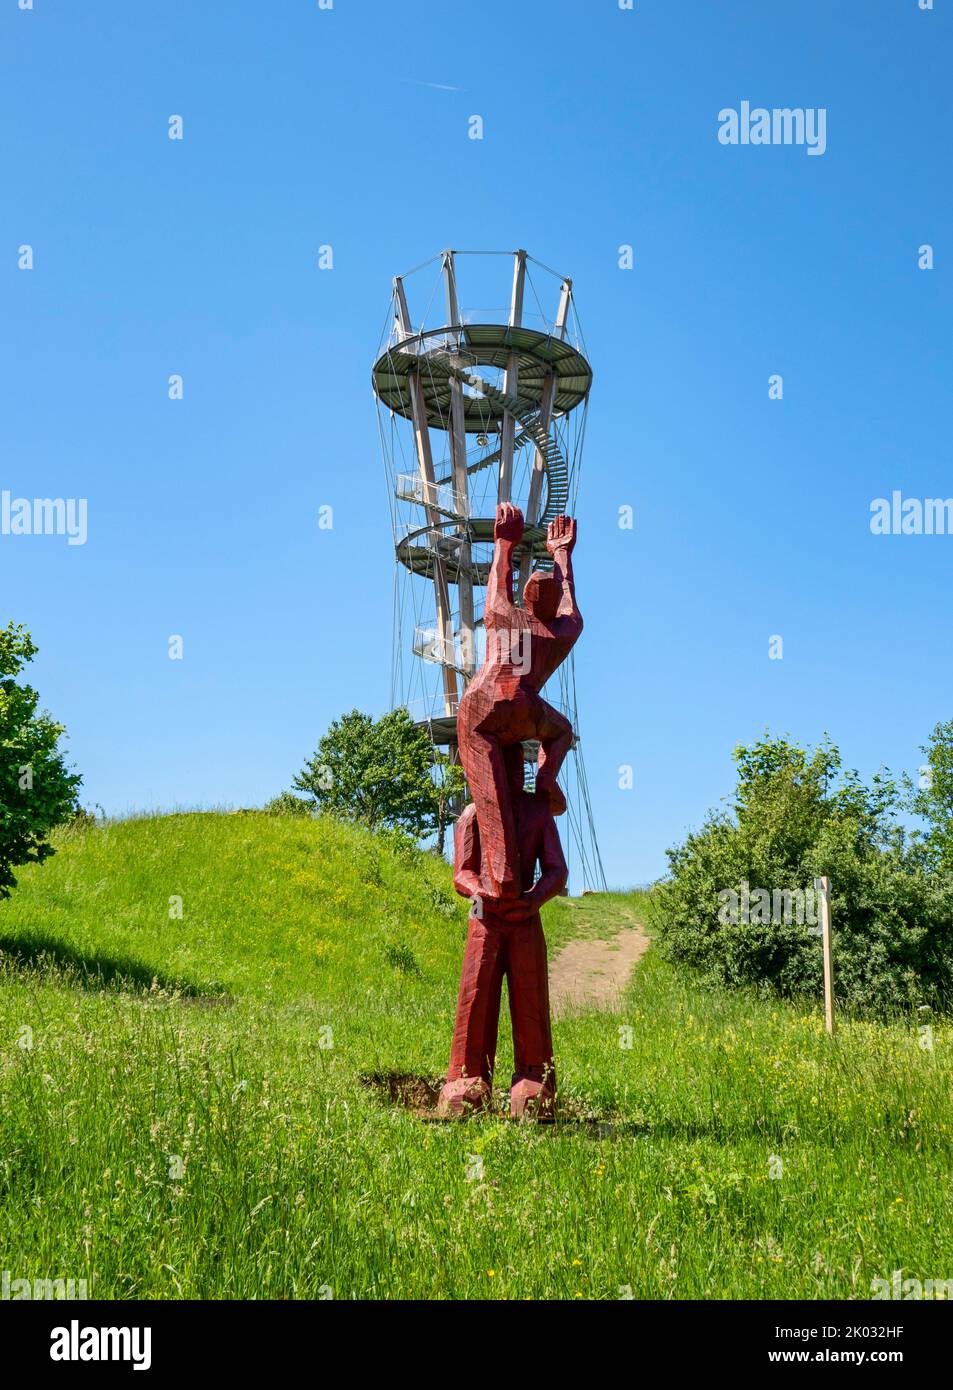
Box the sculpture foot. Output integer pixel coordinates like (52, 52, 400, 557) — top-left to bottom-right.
(510, 1076, 556, 1122)
(436, 1076, 492, 1118)
(534, 781, 566, 817)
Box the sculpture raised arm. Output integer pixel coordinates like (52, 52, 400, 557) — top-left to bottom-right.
(546, 514, 580, 623)
(485, 502, 523, 623)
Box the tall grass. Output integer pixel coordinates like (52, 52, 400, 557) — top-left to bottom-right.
(0, 813, 950, 1299)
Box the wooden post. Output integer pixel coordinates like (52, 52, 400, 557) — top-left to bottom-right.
(815, 876, 835, 1035)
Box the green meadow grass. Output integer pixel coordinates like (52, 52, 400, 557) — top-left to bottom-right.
(0, 812, 951, 1300)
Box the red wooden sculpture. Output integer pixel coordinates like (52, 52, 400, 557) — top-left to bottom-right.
(437, 505, 582, 1120)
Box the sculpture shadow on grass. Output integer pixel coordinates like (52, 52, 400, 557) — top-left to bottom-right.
(363, 1071, 599, 1128)
(0, 930, 226, 1001)
(361, 1073, 788, 1144)
(362, 1072, 444, 1120)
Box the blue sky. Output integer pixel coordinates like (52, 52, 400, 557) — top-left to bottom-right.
(2, 0, 951, 887)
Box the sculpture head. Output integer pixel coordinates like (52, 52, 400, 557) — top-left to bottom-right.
(523, 571, 560, 621)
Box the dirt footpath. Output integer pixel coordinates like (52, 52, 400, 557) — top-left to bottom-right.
(549, 925, 650, 1015)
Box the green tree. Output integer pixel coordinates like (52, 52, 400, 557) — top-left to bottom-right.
(294, 708, 459, 843)
(0, 623, 82, 898)
(431, 748, 467, 857)
(908, 719, 953, 871)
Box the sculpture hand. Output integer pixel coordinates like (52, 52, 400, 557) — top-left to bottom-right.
(494, 893, 536, 925)
(546, 514, 576, 556)
(494, 502, 525, 543)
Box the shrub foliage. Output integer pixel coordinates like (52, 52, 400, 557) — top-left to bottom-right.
(651, 734, 953, 1016)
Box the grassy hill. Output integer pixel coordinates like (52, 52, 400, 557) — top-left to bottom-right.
(1, 812, 952, 1299)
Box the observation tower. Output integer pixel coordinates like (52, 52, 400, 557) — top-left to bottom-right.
(372, 249, 606, 890)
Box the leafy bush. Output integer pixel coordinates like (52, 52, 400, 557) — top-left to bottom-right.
(651, 734, 953, 1017)
(382, 938, 423, 977)
(263, 791, 313, 818)
(427, 882, 458, 919)
(0, 623, 82, 898)
(375, 824, 422, 866)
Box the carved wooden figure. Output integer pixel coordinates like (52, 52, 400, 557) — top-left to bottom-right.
(437, 506, 581, 1120)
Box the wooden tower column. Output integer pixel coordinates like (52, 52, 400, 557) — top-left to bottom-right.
(441, 251, 476, 681)
(497, 249, 527, 505)
(393, 276, 459, 716)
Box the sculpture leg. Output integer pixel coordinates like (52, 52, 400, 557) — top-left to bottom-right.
(437, 914, 505, 1117)
(459, 728, 520, 898)
(505, 913, 556, 1121)
(533, 701, 573, 809)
